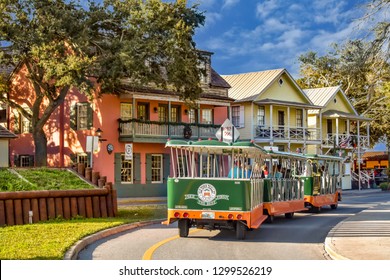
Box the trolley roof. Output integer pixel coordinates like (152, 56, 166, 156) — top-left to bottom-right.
(303, 154, 344, 161)
(166, 139, 308, 159)
(166, 139, 268, 155)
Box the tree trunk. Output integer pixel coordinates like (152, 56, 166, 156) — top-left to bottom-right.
(33, 128, 48, 167)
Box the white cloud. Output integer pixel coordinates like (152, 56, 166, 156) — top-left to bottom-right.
(256, 0, 280, 19)
(222, 0, 240, 9)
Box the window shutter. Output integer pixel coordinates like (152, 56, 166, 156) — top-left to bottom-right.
(87, 103, 93, 129)
(133, 153, 141, 184)
(70, 104, 77, 131)
(239, 106, 245, 128)
(163, 154, 170, 182)
(14, 155, 20, 167)
(146, 154, 152, 183)
(87, 153, 92, 168)
(114, 153, 122, 183)
(29, 155, 35, 167)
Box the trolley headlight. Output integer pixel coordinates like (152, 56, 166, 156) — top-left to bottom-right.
(183, 212, 189, 218)
(174, 212, 180, 218)
(228, 214, 234, 219)
(237, 214, 243, 220)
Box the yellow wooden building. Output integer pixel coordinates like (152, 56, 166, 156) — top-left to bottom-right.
(222, 69, 321, 153)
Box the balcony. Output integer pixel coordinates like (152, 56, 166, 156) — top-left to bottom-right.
(254, 125, 321, 143)
(118, 119, 220, 143)
(323, 133, 370, 149)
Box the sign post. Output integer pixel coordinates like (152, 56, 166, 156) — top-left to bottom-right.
(86, 136, 99, 168)
(215, 119, 240, 144)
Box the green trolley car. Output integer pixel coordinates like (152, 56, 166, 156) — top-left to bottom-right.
(301, 154, 343, 212)
(163, 139, 269, 240)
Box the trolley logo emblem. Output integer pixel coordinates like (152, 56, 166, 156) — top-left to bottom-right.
(185, 183, 229, 206)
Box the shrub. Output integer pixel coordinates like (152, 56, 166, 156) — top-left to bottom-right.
(379, 182, 390, 191)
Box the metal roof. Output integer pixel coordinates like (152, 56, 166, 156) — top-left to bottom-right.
(221, 69, 285, 101)
(304, 86, 361, 118)
(304, 86, 341, 107)
(221, 69, 313, 105)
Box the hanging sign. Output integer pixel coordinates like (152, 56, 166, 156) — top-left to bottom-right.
(125, 143, 133, 160)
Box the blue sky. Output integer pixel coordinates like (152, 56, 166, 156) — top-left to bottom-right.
(192, 0, 369, 78)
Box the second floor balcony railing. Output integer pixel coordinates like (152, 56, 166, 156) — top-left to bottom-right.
(118, 119, 220, 141)
(254, 125, 321, 142)
(323, 133, 369, 149)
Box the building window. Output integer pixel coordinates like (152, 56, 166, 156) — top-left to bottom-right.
(77, 103, 89, 130)
(120, 103, 132, 120)
(13, 109, 32, 134)
(232, 106, 240, 127)
(121, 154, 133, 183)
(202, 109, 212, 124)
(257, 106, 265, 126)
(137, 103, 149, 121)
(70, 102, 92, 131)
(77, 153, 88, 167)
(151, 154, 163, 183)
(296, 109, 303, 128)
(171, 106, 180, 123)
(20, 155, 31, 167)
(158, 105, 168, 122)
(231, 106, 244, 127)
(188, 109, 197, 123)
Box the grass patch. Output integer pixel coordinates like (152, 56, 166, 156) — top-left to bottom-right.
(0, 168, 93, 192)
(0, 205, 167, 260)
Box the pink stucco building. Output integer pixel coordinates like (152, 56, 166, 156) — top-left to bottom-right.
(4, 52, 232, 197)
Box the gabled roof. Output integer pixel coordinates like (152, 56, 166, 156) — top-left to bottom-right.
(221, 68, 313, 105)
(210, 68, 230, 88)
(304, 86, 358, 115)
(0, 125, 17, 139)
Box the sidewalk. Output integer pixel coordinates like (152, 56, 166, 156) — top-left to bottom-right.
(325, 190, 390, 260)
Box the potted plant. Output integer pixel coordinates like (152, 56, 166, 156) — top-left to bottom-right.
(379, 182, 390, 191)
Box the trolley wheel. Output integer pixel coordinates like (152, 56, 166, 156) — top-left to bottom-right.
(236, 222, 247, 240)
(285, 212, 294, 219)
(266, 215, 274, 223)
(331, 204, 338, 210)
(178, 219, 190, 237)
(312, 206, 321, 213)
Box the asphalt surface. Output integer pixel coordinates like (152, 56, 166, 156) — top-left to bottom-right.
(65, 189, 390, 260)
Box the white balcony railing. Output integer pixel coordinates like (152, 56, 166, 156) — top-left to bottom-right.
(323, 133, 369, 149)
(254, 125, 321, 142)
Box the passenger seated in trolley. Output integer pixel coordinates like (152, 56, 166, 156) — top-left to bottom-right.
(274, 164, 283, 179)
(228, 161, 252, 179)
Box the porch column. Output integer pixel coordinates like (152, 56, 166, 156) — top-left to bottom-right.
(132, 97, 136, 137)
(366, 122, 370, 147)
(303, 109, 307, 151)
(287, 106, 290, 151)
(168, 101, 171, 137)
(251, 102, 254, 140)
(319, 110, 322, 154)
(270, 104, 273, 143)
(335, 117, 339, 147)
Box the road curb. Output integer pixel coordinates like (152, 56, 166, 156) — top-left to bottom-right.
(63, 219, 165, 260)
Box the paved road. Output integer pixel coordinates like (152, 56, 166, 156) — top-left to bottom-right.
(77, 189, 390, 260)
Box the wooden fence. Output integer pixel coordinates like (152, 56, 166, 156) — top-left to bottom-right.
(0, 184, 117, 226)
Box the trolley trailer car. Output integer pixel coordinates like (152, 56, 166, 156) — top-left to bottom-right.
(163, 139, 270, 240)
(301, 154, 343, 212)
(262, 150, 308, 222)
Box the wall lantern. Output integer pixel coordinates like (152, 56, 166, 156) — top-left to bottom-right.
(184, 109, 189, 115)
(96, 128, 107, 142)
(153, 107, 158, 113)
